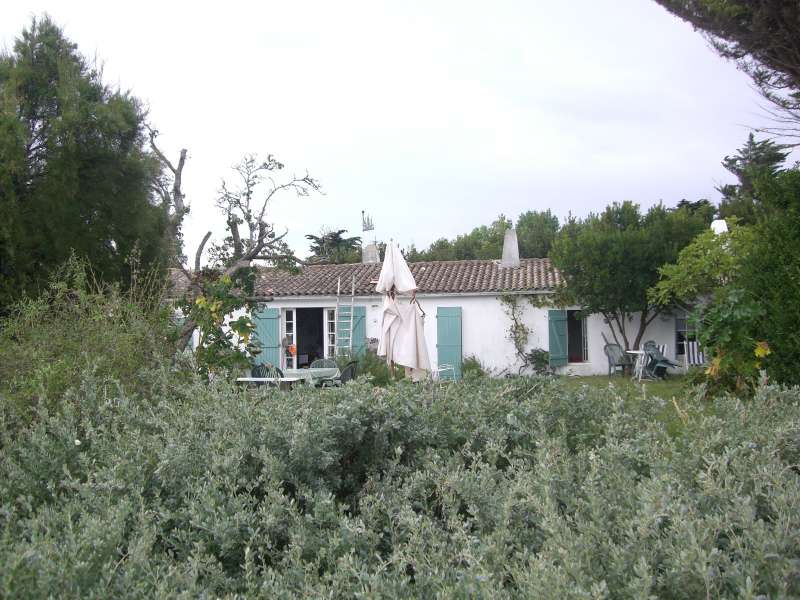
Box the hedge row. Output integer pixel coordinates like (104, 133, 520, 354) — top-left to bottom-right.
(1, 373, 799, 598)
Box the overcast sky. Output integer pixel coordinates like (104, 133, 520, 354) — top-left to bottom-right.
(1, 1, 791, 260)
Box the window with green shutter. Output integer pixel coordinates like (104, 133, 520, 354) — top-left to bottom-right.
(548, 309, 568, 368)
(253, 307, 281, 366)
(336, 305, 367, 357)
(436, 307, 462, 380)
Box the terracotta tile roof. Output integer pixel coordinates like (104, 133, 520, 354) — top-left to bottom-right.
(254, 259, 560, 297)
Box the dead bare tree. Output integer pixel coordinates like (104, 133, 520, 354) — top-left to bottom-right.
(148, 133, 321, 351)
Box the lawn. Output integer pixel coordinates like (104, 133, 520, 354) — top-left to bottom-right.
(559, 373, 691, 399)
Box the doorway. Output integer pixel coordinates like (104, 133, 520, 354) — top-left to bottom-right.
(295, 307, 324, 367)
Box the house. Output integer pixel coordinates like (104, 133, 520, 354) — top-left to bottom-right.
(241, 232, 688, 378)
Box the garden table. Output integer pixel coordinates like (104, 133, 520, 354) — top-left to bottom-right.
(235, 377, 303, 391)
(282, 367, 340, 386)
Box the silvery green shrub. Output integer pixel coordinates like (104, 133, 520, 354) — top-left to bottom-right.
(0, 374, 798, 598)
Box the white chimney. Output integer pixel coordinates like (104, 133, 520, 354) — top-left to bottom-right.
(710, 219, 728, 235)
(362, 242, 380, 264)
(500, 228, 520, 268)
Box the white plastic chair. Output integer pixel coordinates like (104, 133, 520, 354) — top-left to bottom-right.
(432, 364, 456, 381)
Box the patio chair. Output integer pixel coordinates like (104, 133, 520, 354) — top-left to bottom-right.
(685, 340, 706, 367)
(310, 358, 337, 369)
(603, 343, 631, 377)
(321, 360, 359, 387)
(251, 363, 283, 386)
(643, 340, 678, 379)
(339, 361, 358, 384)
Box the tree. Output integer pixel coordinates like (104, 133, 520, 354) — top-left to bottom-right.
(0, 16, 168, 311)
(652, 171, 800, 389)
(515, 210, 559, 257)
(306, 228, 362, 264)
(408, 211, 559, 262)
(550, 201, 710, 350)
(717, 133, 792, 224)
(654, 1, 800, 130)
(149, 136, 321, 363)
(407, 215, 519, 262)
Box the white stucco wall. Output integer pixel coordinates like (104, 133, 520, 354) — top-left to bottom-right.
(259, 294, 684, 376)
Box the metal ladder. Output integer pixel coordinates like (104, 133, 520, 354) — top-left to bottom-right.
(335, 275, 356, 355)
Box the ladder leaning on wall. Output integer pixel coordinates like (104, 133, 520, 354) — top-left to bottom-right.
(335, 275, 356, 355)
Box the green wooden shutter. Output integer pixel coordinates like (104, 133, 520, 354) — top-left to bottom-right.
(548, 309, 568, 368)
(253, 307, 281, 366)
(336, 305, 367, 357)
(436, 306, 462, 380)
(352, 306, 367, 356)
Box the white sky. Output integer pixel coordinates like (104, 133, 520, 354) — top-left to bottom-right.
(1, 1, 791, 260)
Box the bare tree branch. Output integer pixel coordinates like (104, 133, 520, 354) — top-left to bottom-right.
(194, 231, 212, 272)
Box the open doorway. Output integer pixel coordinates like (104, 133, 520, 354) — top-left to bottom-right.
(567, 310, 587, 363)
(296, 307, 324, 367)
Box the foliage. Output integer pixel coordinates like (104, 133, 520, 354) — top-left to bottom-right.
(335, 350, 404, 387)
(653, 164, 800, 389)
(0, 256, 174, 423)
(499, 293, 551, 374)
(163, 152, 320, 368)
(461, 355, 487, 378)
(178, 269, 260, 376)
(734, 167, 800, 386)
(407, 211, 559, 261)
(654, 0, 800, 117)
(407, 215, 512, 261)
(551, 201, 710, 350)
(650, 225, 755, 306)
(717, 133, 792, 224)
(306, 228, 362, 264)
(525, 348, 551, 375)
(514, 209, 560, 257)
(0, 16, 168, 312)
(1, 369, 800, 597)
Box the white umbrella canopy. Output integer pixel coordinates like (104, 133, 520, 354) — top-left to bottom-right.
(376, 241, 431, 380)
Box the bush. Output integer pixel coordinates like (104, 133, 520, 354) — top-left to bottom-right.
(1, 368, 799, 597)
(0, 257, 176, 424)
(336, 349, 404, 386)
(461, 355, 486, 378)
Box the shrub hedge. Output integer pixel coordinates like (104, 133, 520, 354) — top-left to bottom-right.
(1, 372, 799, 598)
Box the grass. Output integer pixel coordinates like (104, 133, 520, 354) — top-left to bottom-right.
(559, 373, 690, 399)
(556, 373, 706, 437)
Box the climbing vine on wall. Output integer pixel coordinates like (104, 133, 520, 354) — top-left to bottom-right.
(499, 294, 551, 374)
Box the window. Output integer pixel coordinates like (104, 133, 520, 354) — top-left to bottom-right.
(675, 312, 696, 357)
(567, 310, 588, 363)
(326, 308, 336, 358)
(284, 308, 296, 369)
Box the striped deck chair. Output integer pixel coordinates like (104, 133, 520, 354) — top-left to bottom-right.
(685, 341, 705, 367)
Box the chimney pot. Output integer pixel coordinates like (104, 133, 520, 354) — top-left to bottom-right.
(500, 228, 520, 268)
(362, 243, 380, 264)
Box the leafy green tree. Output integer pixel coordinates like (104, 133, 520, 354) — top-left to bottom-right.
(675, 198, 716, 222)
(551, 201, 710, 350)
(717, 133, 792, 224)
(407, 215, 515, 261)
(653, 164, 800, 389)
(306, 228, 362, 264)
(515, 210, 559, 257)
(409, 211, 559, 261)
(0, 16, 168, 311)
(654, 1, 800, 117)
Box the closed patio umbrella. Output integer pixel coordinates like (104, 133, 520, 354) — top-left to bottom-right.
(376, 241, 431, 381)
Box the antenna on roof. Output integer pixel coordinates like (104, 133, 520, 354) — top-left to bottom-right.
(361, 210, 374, 233)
